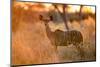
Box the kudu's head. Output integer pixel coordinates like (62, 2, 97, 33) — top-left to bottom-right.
(39, 14, 53, 24)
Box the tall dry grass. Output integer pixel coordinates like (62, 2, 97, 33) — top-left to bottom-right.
(12, 2, 59, 65)
(67, 16, 96, 61)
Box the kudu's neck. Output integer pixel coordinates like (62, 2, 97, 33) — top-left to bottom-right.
(44, 20, 52, 35)
(43, 20, 55, 46)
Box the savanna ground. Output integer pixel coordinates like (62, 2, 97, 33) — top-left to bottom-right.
(12, 1, 96, 66)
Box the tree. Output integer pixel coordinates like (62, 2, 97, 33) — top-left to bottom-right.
(52, 4, 69, 30)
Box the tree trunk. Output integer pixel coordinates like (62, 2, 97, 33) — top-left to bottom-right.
(62, 4, 69, 30)
(53, 4, 69, 30)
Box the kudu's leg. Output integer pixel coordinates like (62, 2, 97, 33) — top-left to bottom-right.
(75, 43, 84, 60)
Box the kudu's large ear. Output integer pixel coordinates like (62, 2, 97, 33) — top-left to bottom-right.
(50, 15, 53, 21)
(39, 15, 43, 20)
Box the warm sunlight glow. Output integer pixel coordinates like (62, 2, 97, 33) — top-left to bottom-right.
(67, 5, 80, 13)
(42, 4, 52, 11)
(67, 5, 95, 14)
(14, 2, 95, 14)
(82, 6, 95, 14)
(42, 4, 52, 8)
